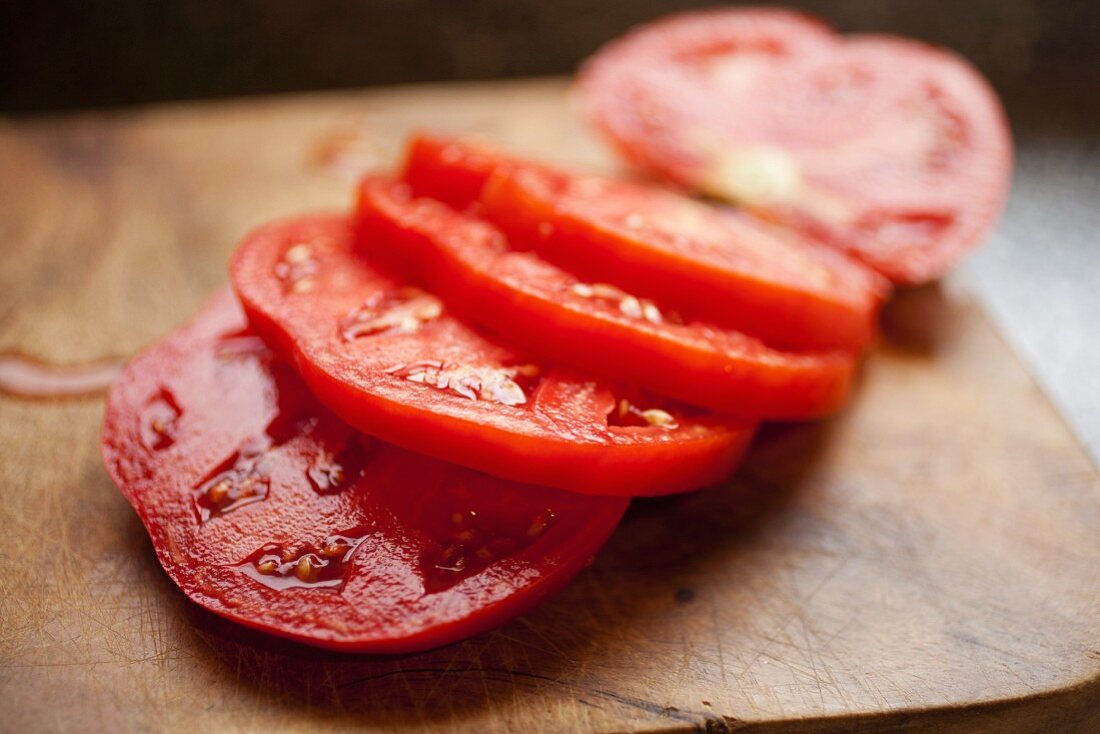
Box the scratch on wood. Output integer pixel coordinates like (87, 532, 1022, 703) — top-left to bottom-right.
(587, 689, 701, 724)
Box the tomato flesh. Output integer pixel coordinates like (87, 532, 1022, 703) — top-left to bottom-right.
(358, 177, 855, 419)
(402, 133, 506, 210)
(403, 134, 886, 351)
(482, 165, 887, 352)
(576, 8, 836, 192)
(577, 9, 1013, 284)
(230, 214, 754, 496)
(101, 290, 628, 653)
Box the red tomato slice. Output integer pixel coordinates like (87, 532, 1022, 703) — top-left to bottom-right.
(358, 177, 855, 419)
(402, 134, 886, 351)
(578, 9, 1013, 284)
(101, 290, 627, 653)
(481, 165, 887, 352)
(402, 132, 505, 210)
(230, 214, 754, 496)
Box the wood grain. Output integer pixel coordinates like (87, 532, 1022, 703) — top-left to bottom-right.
(1, 78, 1098, 733)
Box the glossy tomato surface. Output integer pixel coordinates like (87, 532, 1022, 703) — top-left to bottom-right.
(481, 164, 887, 352)
(358, 177, 856, 419)
(401, 134, 885, 351)
(402, 133, 507, 210)
(578, 8, 1013, 284)
(230, 214, 754, 496)
(101, 289, 628, 653)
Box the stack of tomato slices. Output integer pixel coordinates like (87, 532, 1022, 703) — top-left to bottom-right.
(103, 7, 1009, 654)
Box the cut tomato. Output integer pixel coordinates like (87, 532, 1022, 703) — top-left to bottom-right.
(402, 133, 508, 210)
(577, 8, 1013, 284)
(358, 177, 855, 419)
(101, 290, 627, 652)
(401, 134, 886, 351)
(481, 165, 887, 352)
(230, 214, 754, 496)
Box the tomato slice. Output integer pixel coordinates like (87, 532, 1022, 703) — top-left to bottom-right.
(402, 132, 506, 210)
(481, 165, 887, 352)
(577, 9, 1013, 284)
(358, 177, 855, 419)
(575, 8, 836, 192)
(229, 214, 754, 496)
(402, 134, 886, 351)
(101, 290, 627, 652)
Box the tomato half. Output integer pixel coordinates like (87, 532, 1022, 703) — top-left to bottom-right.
(358, 177, 855, 419)
(577, 8, 1013, 284)
(402, 134, 885, 351)
(101, 290, 628, 653)
(230, 214, 754, 496)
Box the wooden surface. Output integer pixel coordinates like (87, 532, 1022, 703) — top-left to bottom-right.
(1, 78, 1098, 733)
(963, 134, 1100, 467)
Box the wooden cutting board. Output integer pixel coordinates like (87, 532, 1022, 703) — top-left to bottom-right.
(1, 78, 1097, 733)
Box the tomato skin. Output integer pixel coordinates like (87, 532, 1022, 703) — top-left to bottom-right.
(101, 290, 628, 653)
(576, 10, 1013, 284)
(231, 214, 754, 496)
(358, 177, 856, 419)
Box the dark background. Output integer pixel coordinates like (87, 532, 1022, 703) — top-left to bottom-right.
(3, 0, 1099, 128)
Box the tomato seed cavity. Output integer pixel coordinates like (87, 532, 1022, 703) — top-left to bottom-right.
(140, 389, 182, 451)
(339, 287, 443, 341)
(238, 526, 372, 590)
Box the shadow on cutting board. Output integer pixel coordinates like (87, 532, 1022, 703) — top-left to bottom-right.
(877, 282, 959, 357)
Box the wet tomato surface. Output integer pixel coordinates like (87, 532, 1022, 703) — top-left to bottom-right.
(577, 8, 1012, 283)
(102, 289, 628, 652)
(358, 176, 856, 419)
(401, 134, 886, 352)
(402, 132, 508, 211)
(230, 214, 754, 496)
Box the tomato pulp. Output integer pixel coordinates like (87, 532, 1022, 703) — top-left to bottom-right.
(402, 133, 507, 211)
(358, 177, 856, 419)
(101, 289, 628, 653)
(401, 134, 886, 352)
(230, 214, 755, 496)
(577, 8, 1013, 284)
